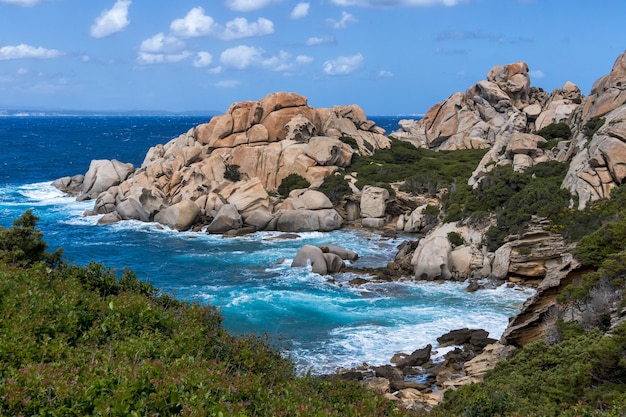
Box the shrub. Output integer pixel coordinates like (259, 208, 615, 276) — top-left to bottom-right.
(584, 117, 606, 139)
(0, 209, 62, 267)
(339, 135, 359, 150)
(318, 173, 352, 205)
(447, 231, 464, 247)
(224, 163, 241, 182)
(277, 173, 310, 197)
(536, 122, 572, 141)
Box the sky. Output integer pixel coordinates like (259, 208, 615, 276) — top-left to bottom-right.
(0, 0, 625, 116)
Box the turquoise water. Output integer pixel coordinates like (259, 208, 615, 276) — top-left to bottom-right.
(0, 115, 534, 374)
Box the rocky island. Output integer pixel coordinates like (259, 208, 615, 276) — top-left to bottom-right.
(52, 50, 626, 413)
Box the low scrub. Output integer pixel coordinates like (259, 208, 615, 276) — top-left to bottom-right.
(0, 213, 412, 416)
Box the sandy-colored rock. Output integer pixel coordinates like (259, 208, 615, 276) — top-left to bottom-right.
(360, 185, 389, 218)
(291, 244, 328, 275)
(154, 200, 200, 231)
(411, 235, 452, 280)
(79, 159, 134, 201)
(207, 204, 243, 233)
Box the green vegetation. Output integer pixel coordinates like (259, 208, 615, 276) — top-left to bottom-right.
(0, 213, 413, 416)
(277, 173, 310, 197)
(348, 138, 487, 195)
(0, 209, 62, 267)
(447, 231, 464, 247)
(434, 326, 626, 417)
(584, 117, 606, 139)
(536, 122, 572, 141)
(445, 162, 572, 251)
(223, 163, 241, 182)
(317, 173, 352, 205)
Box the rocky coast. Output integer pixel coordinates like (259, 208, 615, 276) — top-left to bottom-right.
(53, 50, 626, 411)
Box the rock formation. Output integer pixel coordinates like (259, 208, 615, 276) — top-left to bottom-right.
(63, 92, 389, 233)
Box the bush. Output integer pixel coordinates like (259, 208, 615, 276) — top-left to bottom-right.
(447, 231, 464, 247)
(584, 117, 606, 139)
(318, 173, 353, 205)
(536, 122, 572, 141)
(224, 163, 241, 182)
(277, 173, 310, 197)
(0, 209, 62, 267)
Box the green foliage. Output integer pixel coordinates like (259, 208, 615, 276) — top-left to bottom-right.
(318, 173, 353, 205)
(349, 138, 487, 196)
(584, 117, 606, 139)
(224, 163, 241, 182)
(0, 216, 413, 417)
(277, 173, 311, 197)
(0, 209, 62, 267)
(434, 324, 626, 416)
(573, 217, 626, 266)
(339, 135, 359, 150)
(447, 231, 464, 247)
(457, 162, 571, 251)
(536, 122, 572, 141)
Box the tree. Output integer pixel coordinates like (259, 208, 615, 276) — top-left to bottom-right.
(0, 210, 62, 267)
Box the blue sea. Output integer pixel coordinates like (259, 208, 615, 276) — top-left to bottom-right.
(0, 114, 533, 374)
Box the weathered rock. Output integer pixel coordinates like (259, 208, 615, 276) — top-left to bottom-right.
(154, 200, 201, 231)
(411, 235, 452, 280)
(325, 244, 358, 261)
(52, 174, 84, 195)
(395, 344, 432, 367)
(97, 211, 121, 225)
(360, 185, 389, 218)
(323, 253, 345, 273)
(291, 244, 328, 275)
(79, 159, 134, 201)
(289, 189, 333, 210)
(207, 204, 242, 233)
(361, 217, 387, 228)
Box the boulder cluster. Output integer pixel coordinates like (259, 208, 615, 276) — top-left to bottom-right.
(54, 92, 390, 234)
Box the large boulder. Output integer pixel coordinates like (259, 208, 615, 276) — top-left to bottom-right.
(411, 235, 452, 280)
(291, 244, 328, 275)
(207, 204, 243, 233)
(360, 185, 389, 218)
(79, 159, 134, 201)
(154, 200, 201, 231)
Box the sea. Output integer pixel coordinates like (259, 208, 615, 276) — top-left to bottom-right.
(0, 113, 534, 374)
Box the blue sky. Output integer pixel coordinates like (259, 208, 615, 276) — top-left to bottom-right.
(0, 0, 624, 115)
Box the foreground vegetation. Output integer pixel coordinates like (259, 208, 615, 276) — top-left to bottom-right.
(0, 211, 413, 416)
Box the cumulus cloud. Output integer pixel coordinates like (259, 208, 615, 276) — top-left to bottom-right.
(296, 55, 314, 64)
(330, 0, 465, 6)
(0, 44, 63, 60)
(328, 11, 356, 29)
(378, 70, 394, 78)
(90, 0, 132, 39)
(222, 17, 274, 41)
(291, 2, 310, 19)
(170, 7, 218, 38)
(220, 45, 305, 73)
(323, 53, 363, 75)
(193, 51, 213, 68)
(139, 32, 184, 53)
(225, 0, 279, 12)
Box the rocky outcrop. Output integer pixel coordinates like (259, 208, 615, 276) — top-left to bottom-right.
(291, 244, 357, 275)
(58, 92, 389, 233)
(360, 185, 390, 228)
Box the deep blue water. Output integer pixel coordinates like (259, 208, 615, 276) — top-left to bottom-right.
(0, 114, 532, 374)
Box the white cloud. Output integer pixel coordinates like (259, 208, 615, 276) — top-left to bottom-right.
(323, 53, 363, 75)
(220, 45, 264, 69)
(90, 0, 132, 39)
(378, 70, 394, 77)
(220, 45, 304, 73)
(330, 0, 465, 6)
(530, 69, 545, 79)
(0, 44, 63, 60)
(305, 36, 335, 46)
(296, 55, 314, 64)
(225, 0, 278, 12)
(193, 51, 213, 68)
(214, 80, 241, 88)
(291, 2, 310, 19)
(139, 32, 184, 54)
(328, 11, 356, 29)
(137, 51, 191, 65)
(222, 17, 274, 41)
(170, 7, 218, 38)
